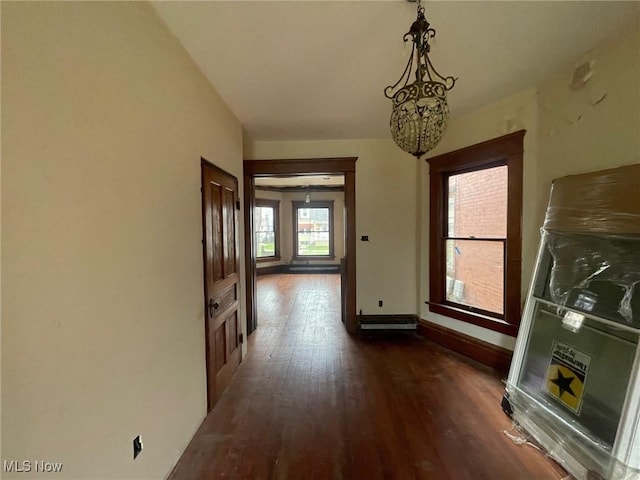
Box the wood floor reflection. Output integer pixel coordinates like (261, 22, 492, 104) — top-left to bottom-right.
(169, 273, 567, 480)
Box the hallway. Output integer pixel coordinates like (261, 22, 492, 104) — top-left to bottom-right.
(169, 274, 566, 479)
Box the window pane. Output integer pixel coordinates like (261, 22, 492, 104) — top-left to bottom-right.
(297, 231, 330, 256)
(448, 166, 507, 238)
(298, 208, 329, 231)
(445, 239, 504, 315)
(255, 206, 275, 258)
(297, 207, 330, 256)
(255, 206, 274, 231)
(256, 231, 275, 257)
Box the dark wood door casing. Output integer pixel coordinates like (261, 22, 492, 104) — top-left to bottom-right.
(243, 157, 358, 334)
(202, 158, 242, 411)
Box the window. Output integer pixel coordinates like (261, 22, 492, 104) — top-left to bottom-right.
(426, 131, 524, 336)
(292, 201, 334, 259)
(255, 199, 280, 261)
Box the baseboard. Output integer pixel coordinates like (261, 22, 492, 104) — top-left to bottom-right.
(257, 264, 340, 275)
(359, 314, 418, 331)
(287, 264, 340, 273)
(417, 320, 513, 373)
(257, 264, 286, 276)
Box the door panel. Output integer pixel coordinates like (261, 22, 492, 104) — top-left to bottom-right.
(229, 312, 238, 352)
(202, 160, 241, 411)
(211, 187, 224, 283)
(213, 322, 226, 374)
(223, 188, 236, 278)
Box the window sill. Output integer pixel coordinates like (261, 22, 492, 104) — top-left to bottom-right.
(426, 302, 519, 337)
(292, 255, 335, 261)
(257, 256, 281, 263)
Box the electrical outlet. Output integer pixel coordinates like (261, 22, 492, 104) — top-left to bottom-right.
(133, 435, 143, 460)
(378, 300, 383, 307)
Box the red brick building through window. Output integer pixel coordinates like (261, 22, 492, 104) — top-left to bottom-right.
(446, 166, 507, 315)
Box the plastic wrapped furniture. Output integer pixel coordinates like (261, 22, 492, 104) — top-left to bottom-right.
(504, 164, 640, 480)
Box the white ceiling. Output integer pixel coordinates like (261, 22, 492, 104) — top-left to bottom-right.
(152, 1, 640, 143)
(255, 174, 345, 187)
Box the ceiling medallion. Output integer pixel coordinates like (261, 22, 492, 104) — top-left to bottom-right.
(384, 0, 457, 158)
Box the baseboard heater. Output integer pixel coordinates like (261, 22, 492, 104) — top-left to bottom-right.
(287, 265, 340, 273)
(359, 315, 418, 331)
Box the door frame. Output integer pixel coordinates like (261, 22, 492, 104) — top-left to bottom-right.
(243, 157, 358, 333)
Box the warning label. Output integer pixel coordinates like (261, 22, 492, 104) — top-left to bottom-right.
(544, 341, 592, 415)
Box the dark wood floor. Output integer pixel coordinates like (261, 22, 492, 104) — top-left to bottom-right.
(169, 274, 567, 480)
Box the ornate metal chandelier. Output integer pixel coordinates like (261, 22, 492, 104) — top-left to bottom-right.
(384, 0, 457, 158)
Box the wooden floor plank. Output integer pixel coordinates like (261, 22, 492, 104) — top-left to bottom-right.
(169, 273, 568, 480)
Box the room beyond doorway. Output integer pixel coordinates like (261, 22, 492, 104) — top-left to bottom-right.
(243, 158, 357, 336)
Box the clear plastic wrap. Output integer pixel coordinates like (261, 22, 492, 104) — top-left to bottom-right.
(504, 385, 640, 480)
(541, 164, 640, 326)
(505, 164, 640, 480)
(543, 232, 640, 326)
(543, 164, 640, 235)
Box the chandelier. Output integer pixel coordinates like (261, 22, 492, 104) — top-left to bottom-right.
(384, 0, 457, 158)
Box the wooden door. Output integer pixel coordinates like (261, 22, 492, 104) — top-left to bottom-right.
(202, 160, 241, 411)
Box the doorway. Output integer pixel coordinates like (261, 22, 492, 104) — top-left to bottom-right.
(243, 158, 357, 336)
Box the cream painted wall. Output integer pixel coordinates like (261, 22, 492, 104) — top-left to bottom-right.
(245, 140, 418, 315)
(2, 3, 244, 479)
(536, 19, 640, 197)
(421, 19, 640, 350)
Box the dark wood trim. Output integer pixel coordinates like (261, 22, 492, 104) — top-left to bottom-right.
(243, 173, 257, 335)
(426, 302, 519, 336)
(245, 157, 357, 176)
(257, 264, 286, 276)
(256, 256, 281, 263)
(200, 159, 211, 402)
(426, 130, 525, 173)
(429, 170, 446, 306)
(257, 264, 341, 275)
(505, 150, 523, 325)
(256, 185, 344, 193)
(287, 264, 340, 273)
(417, 320, 513, 373)
(255, 198, 280, 207)
(344, 170, 357, 333)
(425, 131, 524, 335)
(243, 158, 358, 334)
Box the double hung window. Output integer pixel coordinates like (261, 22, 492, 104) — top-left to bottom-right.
(426, 131, 524, 335)
(292, 201, 334, 259)
(255, 199, 280, 261)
